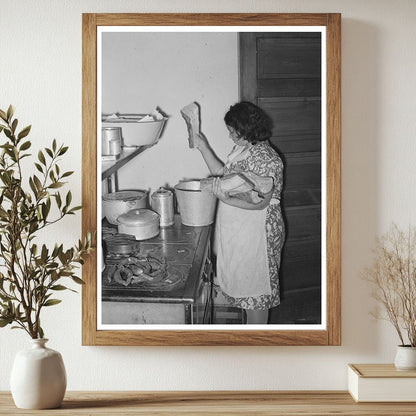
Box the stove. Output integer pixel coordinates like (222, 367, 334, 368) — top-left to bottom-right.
(101, 215, 213, 324)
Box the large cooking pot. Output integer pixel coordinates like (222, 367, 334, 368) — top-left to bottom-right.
(117, 209, 160, 240)
(102, 190, 147, 225)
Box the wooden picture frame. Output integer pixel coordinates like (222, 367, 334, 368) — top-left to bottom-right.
(82, 13, 341, 346)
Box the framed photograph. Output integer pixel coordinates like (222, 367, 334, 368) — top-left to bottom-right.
(82, 13, 341, 346)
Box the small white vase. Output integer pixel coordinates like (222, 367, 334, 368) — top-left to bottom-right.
(394, 345, 416, 371)
(10, 338, 67, 409)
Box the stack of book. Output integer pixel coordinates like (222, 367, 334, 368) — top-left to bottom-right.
(348, 364, 416, 402)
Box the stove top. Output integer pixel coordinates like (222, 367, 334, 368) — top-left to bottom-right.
(103, 242, 195, 292)
(101, 215, 209, 300)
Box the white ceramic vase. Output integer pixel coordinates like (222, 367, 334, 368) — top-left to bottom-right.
(394, 345, 416, 371)
(10, 338, 67, 409)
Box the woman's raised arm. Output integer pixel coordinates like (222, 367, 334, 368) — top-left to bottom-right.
(194, 132, 224, 176)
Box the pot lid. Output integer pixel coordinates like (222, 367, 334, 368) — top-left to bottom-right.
(152, 187, 172, 197)
(117, 209, 159, 226)
(103, 190, 146, 202)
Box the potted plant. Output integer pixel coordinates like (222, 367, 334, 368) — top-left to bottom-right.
(363, 223, 416, 370)
(0, 105, 94, 408)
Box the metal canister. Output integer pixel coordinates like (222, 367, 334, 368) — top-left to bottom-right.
(151, 187, 174, 227)
(109, 138, 121, 155)
(102, 127, 122, 155)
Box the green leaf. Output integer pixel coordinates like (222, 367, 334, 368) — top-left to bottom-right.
(4, 129, 12, 140)
(29, 221, 39, 234)
(0, 292, 12, 302)
(19, 140, 31, 151)
(41, 202, 50, 220)
(61, 171, 74, 178)
(29, 177, 38, 197)
(51, 244, 59, 258)
(65, 191, 72, 207)
(38, 150, 46, 165)
(43, 299, 62, 307)
(6, 105, 14, 122)
(0, 109, 7, 121)
(58, 250, 67, 264)
(59, 271, 74, 277)
(71, 276, 85, 285)
(45, 148, 53, 158)
(17, 125, 31, 140)
(34, 163, 43, 173)
(11, 118, 18, 133)
(38, 325, 44, 339)
(52, 139, 57, 152)
(48, 182, 64, 189)
(58, 146, 68, 156)
(55, 192, 62, 208)
(50, 284, 68, 291)
(69, 206, 82, 214)
(33, 175, 43, 192)
(0, 317, 13, 327)
(41, 244, 48, 262)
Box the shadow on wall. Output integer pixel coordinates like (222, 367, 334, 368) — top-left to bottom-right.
(341, 19, 381, 355)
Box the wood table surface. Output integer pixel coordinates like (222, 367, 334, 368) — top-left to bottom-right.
(1, 391, 416, 415)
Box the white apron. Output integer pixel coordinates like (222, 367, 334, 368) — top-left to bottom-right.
(215, 145, 271, 299)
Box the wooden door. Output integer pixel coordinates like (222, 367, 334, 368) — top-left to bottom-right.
(240, 32, 322, 323)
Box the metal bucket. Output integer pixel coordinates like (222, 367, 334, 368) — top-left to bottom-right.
(174, 180, 217, 226)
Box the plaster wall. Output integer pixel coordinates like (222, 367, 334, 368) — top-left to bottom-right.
(101, 31, 238, 193)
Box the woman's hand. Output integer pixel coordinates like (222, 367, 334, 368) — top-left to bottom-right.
(212, 177, 230, 202)
(193, 132, 209, 151)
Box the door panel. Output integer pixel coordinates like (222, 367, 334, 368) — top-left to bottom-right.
(258, 37, 321, 79)
(259, 97, 321, 137)
(240, 32, 322, 320)
(258, 78, 321, 98)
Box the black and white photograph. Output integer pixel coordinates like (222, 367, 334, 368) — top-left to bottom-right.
(97, 26, 326, 329)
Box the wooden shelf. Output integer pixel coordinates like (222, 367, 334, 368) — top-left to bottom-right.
(1, 391, 416, 415)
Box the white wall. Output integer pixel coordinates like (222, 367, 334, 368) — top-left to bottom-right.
(101, 31, 238, 193)
(1, 0, 416, 391)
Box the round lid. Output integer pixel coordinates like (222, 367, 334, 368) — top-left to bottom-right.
(152, 187, 172, 198)
(103, 190, 146, 202)
(117, 209, 159, 226)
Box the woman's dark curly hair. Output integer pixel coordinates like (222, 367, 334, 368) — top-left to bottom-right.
(224, 101, 273, 143)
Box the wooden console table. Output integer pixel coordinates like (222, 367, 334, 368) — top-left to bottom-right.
(1, 391, 416, 415)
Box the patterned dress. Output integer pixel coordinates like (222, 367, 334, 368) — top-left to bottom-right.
(221, 141, 285, 310)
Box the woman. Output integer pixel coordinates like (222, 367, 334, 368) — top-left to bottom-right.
(194, 101, 285, 324)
